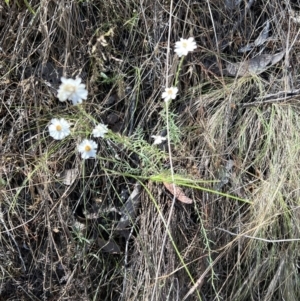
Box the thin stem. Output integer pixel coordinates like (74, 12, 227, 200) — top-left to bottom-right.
(174, 56, 185, 87)
(150, 1, 177, 300)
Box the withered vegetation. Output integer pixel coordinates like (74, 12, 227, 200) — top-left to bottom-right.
(1, 1, 300, 300)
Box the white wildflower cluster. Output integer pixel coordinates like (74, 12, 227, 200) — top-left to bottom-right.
(153, 37, 197, 145)
(161, 37, 197, 104)
(48, 117, 107, 159)
(47, 76, 109, 159)
(48, 37, 197, 151)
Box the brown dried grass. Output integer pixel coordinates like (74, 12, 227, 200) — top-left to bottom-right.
(1, 0, 300, 300)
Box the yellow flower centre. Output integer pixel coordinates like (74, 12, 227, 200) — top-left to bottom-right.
(84, 145, 92, 152)
(182, 41, 188, 48)
(64, 84, 76, 92)
(167, 89, 173, 95)
(56, 124, 62, 131)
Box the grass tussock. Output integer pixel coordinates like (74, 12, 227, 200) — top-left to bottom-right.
(1, 0, 300, 300)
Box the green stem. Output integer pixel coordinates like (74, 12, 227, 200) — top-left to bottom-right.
(24, 0, 36, 15)
(174, 56, 185, 87)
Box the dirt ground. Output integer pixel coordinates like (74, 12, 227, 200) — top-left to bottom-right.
(1, 1, 300, 300)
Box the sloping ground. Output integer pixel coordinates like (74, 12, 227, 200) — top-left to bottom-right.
(1, 1, 300, 300)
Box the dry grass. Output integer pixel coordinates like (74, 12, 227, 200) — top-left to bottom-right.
(1, 0, 300, 300)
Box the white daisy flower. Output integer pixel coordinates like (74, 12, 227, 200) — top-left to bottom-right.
(162, 87, 178, 102)
(57, 77, 88, 105)
(174, 37, 197, 57)
(151, 135, 167, 145)
(78, 139, 98, 159)
(92, 123, 109, 138)
(48, 118, 71, 140)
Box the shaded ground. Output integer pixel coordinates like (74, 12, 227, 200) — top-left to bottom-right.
(1, 1, 300, 300)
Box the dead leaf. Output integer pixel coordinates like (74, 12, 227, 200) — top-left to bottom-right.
(238, 43, 254, 53)
(60, 169, 78, 185)
(116, 183, 141, 230)
(226, 51, 285, 76)
(163, 182, 193, 204)
(97, 238, 121, 254)
(271, 51, 285, 65)
(254, 20, 270, 47)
